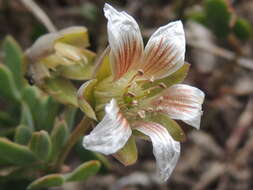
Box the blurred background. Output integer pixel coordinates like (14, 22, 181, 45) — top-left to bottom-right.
(0, 0, 253, 189)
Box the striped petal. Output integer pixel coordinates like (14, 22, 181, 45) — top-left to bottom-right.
(134, 122, 180, 181)
(82, 99, 131, 155)
(104, 3, 143, 80)
(152, 84, 205, 129)
(141, 21, 185, 80)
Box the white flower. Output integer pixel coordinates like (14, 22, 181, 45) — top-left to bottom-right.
(80, 3, 205, 181)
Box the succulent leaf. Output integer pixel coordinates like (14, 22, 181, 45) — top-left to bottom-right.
(0, 64, 21, 102)
(27, 174, 65, 190)
(29, 130, 52, 161)
(0, 137, 37, 165)
(64, 160, 101, 182)
(2, 36, 24, 90)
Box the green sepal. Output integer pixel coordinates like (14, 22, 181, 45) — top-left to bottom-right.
(29, 130, 52, 161)
(149, 113, 186, 141)
(57, 26, 90, 48)
(0, 137, 37, 165)
(142, 63, 190, 98)
(0, 64, 21, 102)
(64, 160, 101, 182)
(43, 76, 78, 107)
(113, 136, 138, 166)
(143, 63, 190, 89)
(50, 120, 69, 161)
(2, 35, 24, 90)
(78, 79, 98, 120)
(14, 124, 32, 145)
(93, 47, 112, 82)
(27, 174, 65, 190)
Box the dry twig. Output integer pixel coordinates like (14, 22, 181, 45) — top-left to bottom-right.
(20, 0, 57, 32)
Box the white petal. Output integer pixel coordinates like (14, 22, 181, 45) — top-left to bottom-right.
(82, 99, 131, 155)
(134, 122, 180, 181)
(26, 33, 60, 62)
(104, 3, 143, 79)
(152, 84, 205, 129)
(141, 21, 185, 79)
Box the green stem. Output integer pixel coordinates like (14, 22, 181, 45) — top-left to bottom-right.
(56, 116, 92, 170)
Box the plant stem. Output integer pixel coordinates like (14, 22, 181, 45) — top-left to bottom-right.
(56, 116, 92, 170)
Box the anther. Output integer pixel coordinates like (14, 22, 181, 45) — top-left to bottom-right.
(137, 69, 144, 76)
(137, 110, 146, 119)
(127, 91, 136, 97)
(158, 82, 167, 89)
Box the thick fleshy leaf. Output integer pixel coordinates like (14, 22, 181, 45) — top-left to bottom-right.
(141, 21, 185, 80)
(50, 120, 69, 161)
(29, 130, 52, 161)
(44, 77, 78, 107)
(113, 136, 138, 166)
(104, 3, 143, 79)
(0, 138, 37, 165)
(0, 64, 21, 101)
(3, 36, 24, 90)
(78, 79, 97, 120)
(14, 125, 32, 145)
(65, 160, 101, 182)
(149, 113, 185, 141)
(27, 174, 65, 190)
(134, 122, 180, 181)
(82, 99, 131, 155)
(152, 84, 205, 129)
(20, 102, 34, 130)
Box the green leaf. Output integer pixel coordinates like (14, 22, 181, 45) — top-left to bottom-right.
(50, 120, 69, 161)
(22, 86, 59, 132)
(0, 64, 21, 101)
(0, 137, 37, 165)
(27, 174, 65, 190)
(29, 130, 52, 161)
(44, 76, 78, 107)
(20, 102, 34, 130)
(57, 26, 90, 48)
(113, 136, 138, 166)
(14, 125, 32, 145)
(37, 97, 59, 132)
(149, 113, 186, 141)
(2, 36, 24, 90)
(204, 0, 231, 38)
(64, 107, 77, 130)
(78, 79, 98, 120)
(65, 160, 100, 182)
(233, 17, 253, 41)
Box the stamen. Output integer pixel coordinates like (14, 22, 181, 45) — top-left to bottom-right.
(137, 110, 146, 119)
(127, 91, 136, 97)
(132, 100, 138, 106)
(158, 82, 167, 89)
